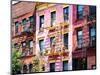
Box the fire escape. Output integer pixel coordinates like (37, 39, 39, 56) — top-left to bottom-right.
(72, 6, 96, 70)
(73, 6, 96, 58)
(39, 20, 69, 63)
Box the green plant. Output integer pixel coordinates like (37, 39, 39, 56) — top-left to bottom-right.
(12, 48, 22, 74)
(32, 56, 40, 72)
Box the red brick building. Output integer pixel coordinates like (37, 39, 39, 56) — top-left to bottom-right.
(72, 5, 96, 70)
(12, 2, 36, 73)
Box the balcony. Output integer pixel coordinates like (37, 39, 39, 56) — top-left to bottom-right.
(60, 21, 69, 27)
(13, 27, 34, 38)
(61, 46, 69, 56)
(47, 26, 56, 31)
(21, 48, 34, 58)
(72, 38, 96, 58)
(44, 46, 69, 61)
(21, 27, 34, 35)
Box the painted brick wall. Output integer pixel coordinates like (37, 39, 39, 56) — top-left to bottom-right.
(36, 4, 70, 71)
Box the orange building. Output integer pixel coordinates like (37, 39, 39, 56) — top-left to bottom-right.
(12, 2, 36, 73)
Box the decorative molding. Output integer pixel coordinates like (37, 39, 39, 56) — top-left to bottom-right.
(36, 4, 56, 11)
(61, 4, 69, 8)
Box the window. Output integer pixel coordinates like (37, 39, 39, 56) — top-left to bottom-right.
(23, 65, 28, 73)
(40, 15, 44, 28)
(64, 33, 68, 49)
(50, 63, 55, 72)
(63, 61, 68, 71)
(22, 42, 26, 56)
(77, 5, 84, 19)
(42, 65, 45, 71)
(29, 16, 34, 28)
(63, 7, 69, 21)
(22, 19, 26, 31)
(14, 43, 18, 51)
(51, 11, 56, 26)
(29, 40, 33, 55)
(50, 37, 55, 46)
(39, 39, 44, 52)
(89, 6, 96, 16)
(72, 58, 87, 70)
(89, 26, 96, 47)
(29, 64, 33, 73)
(77, 30, 82, 48)
(15, 21, 18, 33)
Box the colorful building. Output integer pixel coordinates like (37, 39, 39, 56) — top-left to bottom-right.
(72, 5, 96, 70)
(12, 1, 96, 74)
(12, 2, 36, 73)
(36, 3, 72, 72)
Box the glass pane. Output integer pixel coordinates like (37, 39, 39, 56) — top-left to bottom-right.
(64, 33, 68, 47)
(78, 5, 83, 12)
(15, 22, 18, 33)
(77, 30, 82, 48)
(50, 63, 55, 72)
(89, 6, 96, 15)
(91, 27, 96, 37)
(51, 11, 56, 20)
(78, 30, 82, 36)
(23, 19, 26, 26)
(40, 15, 44, 28)
(39, 40, 44, 51)
(29, 16, 34, 22)
(30, 41, 33, 48)
(23, 42, 26, 46)
(50, 37, 55, 45)
(64, 7, 69, 14)
(15, 22, 18, 26)
(63, 61, 68, 71)
(64, 7, 69, 20)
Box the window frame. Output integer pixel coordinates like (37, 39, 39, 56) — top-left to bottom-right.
(50, 63, 55, 72)
(89, 25, 96, 47)
(89, 6, 96, 16)
(39, 39, 44, 52)
(64, 33, 68, 49)
(77, 5, 84, 20)
(40, 15, 44, 29)
(29, 16, 34, 28)
(63, 61, 68, 71)
(15, 21, 18, 34)
(22, 41, 26, 56)
(51, 11, 56, 26)
(63, 7, 69, 21)
(29, 40, 33, 55)
(22, 18, 27, 31)
(76, 29, 83, 48)
(50, 37, 55, 47)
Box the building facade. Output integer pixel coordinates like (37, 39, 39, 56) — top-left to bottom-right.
(36, 3, 72, 72)
(12, 1, 96, 74)
(12, 2, 36, 73)
(72, 5, 96, 70)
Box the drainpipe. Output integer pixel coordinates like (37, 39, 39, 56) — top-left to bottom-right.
(68, 5, 73, 70)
